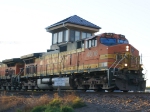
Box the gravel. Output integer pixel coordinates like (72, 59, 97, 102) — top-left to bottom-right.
(74, 93, 150, 112)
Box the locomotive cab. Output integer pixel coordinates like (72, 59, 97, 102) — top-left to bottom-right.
(20, 53, 43, 76)
(2, 58, 24, 76)
(1, 58, 24, 90)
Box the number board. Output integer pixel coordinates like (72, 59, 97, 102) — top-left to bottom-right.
(53, 78, 67, 86)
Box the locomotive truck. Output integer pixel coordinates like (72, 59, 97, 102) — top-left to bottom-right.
(0, 15, 146, 92)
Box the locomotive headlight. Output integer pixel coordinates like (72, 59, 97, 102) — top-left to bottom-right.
(126, 46, 129, 51)
(126, 46, 129, 49)
(124, 63, 128, 66)
(141, 64, 143, 68)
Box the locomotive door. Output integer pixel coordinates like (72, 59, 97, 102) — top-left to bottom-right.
(77, 51, 84, 72)
(63, 52, 79, 73)
(58, 54, 65, 73)
(63, 53, 70, 72)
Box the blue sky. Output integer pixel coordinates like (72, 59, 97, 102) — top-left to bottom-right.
(0, 0, 150, 86)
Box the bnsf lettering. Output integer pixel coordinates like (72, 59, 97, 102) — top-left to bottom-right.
(86, 50, 98, 57)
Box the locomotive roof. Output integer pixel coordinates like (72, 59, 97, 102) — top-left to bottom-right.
(21, 53, 43, 59)
(45, 15, 101, 30)
(85, 34, 102, 40)
(2, 58, 22, 64)
(85, 33, 128, 40)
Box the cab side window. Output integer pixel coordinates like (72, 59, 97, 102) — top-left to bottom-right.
(85, 38, 97, 48)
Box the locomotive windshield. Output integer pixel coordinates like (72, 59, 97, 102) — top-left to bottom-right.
(100, 37, 116, 46)
(100, 37, 129, 46)
(118, 39, 129, 44)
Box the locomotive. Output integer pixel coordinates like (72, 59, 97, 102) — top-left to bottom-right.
(0, 15, 146, 92)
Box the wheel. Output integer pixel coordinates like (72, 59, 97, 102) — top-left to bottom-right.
(18, 86, 22, 91)
(123, 90, 128, 92)
(49, 89, 53, 91)
(94, 89, 105, 92)
(81, 89, 87, 92)
(3, 86, 6, 90)
(8, 86, 11, 91)
(24, 86, 28, 91)
(31, 86, 34, 91)
(94, 89, 98, 92)
(107, 89, 114, 92)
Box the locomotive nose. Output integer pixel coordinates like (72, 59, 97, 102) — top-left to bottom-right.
(124, 44, 138, 56)
(125, 45, 129, 51)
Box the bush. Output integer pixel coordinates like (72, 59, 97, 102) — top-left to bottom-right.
(61, 106, 74, 112)
(44, 105, 74, 112)
(30, 106, 46, 112)
(44, 106, 60, 112)
(49, 99, 62, 107)
(17, 109, 22, 112)
(71, 97, 86, 108)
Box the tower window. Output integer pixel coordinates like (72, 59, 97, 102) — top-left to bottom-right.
(82, 32, 86, 39)
(75, 31, 80, 41)
(70, 30, 81, 42)
(82, 32, 92, 39)
(63, 30, 68, 42)
(70, 30, 75, 42)
(53, 33, 57, 44)
(58, 31, 63, 43)
(87, 33, 92, 38)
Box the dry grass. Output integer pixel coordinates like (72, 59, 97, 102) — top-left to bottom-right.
(0, 94, 52, 112)
(0, 95, 24, 111)
(23, 94, 51, 112)
(0, 92, 85, 112)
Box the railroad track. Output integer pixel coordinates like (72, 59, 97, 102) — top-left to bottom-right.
(0, 90, 150, 96)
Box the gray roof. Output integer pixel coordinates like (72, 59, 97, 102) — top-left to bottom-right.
(21, 53, 43, 59)
(46, 15, 101, 29)
(2, 58, 22, 64)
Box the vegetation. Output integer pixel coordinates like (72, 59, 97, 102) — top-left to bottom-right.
(0, 92, 86, 112)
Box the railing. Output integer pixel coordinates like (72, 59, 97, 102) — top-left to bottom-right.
(107, 54, 126, 86)
(113, 54, 126, 75)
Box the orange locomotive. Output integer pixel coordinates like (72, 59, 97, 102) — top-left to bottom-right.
(0, 15, 146, 92)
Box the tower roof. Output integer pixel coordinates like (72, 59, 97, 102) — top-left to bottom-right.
(46, 15, 101, 30)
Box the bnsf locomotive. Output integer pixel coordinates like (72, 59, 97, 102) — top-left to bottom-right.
(0, 15, 146, 92)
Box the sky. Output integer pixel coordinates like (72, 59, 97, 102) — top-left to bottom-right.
(0, 0, 150, 86)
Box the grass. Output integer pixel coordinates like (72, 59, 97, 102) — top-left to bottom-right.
(0, 92, 86, 112)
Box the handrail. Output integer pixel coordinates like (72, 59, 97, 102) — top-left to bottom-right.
(107, 54, 118, 87)
(108, 54, 118, 70)
(13, 68, 24, 83)
(113, 54, 126, 76)
(107, 54, 126, 87)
